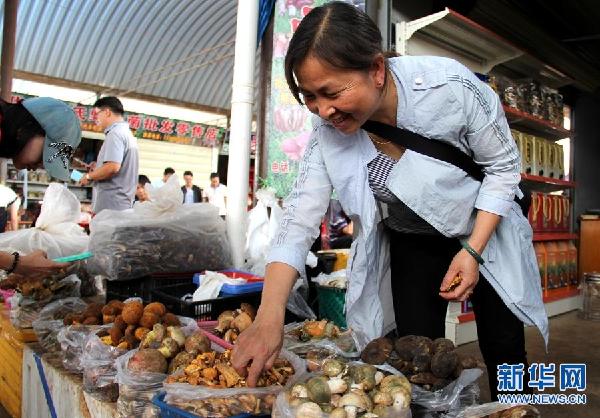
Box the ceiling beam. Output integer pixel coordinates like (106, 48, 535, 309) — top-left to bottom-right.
(14, 69, 231, 116)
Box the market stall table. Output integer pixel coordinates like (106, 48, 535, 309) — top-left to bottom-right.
(22, 344, 117, 418)
(0, 305, 37, 418)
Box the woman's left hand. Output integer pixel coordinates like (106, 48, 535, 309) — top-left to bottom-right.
(439, 249, 480, 302)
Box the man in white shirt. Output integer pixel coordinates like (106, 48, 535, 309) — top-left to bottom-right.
(204, 172, 227, 217)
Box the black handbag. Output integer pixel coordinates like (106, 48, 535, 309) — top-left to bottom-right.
(362, 120, 531, 216)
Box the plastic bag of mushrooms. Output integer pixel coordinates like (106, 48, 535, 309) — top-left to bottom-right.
(272, 358, 413, 418)
(162, 348, 306, 418)
(87, 177, 232, 281)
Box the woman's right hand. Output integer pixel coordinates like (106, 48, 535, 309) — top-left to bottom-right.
(231, 311, 285, 387)
(14, 250, 69, 278)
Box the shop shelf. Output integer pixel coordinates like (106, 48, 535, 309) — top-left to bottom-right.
(532, 232, 578, 242)
(503, 106, 570, 140)
(521, 174, 575, 193)
(6, 179, 49, 186)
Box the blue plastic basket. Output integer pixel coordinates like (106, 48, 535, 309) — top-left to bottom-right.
(192, 269, 264, 295)
(152, 392, 269, 418)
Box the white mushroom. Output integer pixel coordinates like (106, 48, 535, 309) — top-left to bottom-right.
(375, 371, 385, 385)
(371, 390, 393, 407)
(290, 383, 308, 399)
(380, 374, 412, 397)
(339, 392, 366, 418)
(322, 358, 345, 377)
(295, 401, 323, 418)
(388, 385, 411, 410)
(327, 376, 349, 394)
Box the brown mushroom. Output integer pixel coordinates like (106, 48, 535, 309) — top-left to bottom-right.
(361, 337, 393, 365)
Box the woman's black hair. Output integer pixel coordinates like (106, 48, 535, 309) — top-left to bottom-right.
(0, 99, 45, 158)
(284, 1, 383, 104)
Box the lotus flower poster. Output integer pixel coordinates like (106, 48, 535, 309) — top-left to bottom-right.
(265, 0, 365, 198)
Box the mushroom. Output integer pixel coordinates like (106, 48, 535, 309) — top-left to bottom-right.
(306, 376, 332, 404)
(232, 311, 253, 333)
(379, 375, 412, 397)
(166, 326, 186, 347)
(431, 350, 459, 379)
(294, 401, 323, 418)
(140, 323, 166, 349)
(361, 337, 394, 365)
(339, 390, 372, 418)
(371, 390, 393, 407)
(322, 358, 345, 377)
(349, 364, 378, 391)
(324, 321, 340, 338)
(239, 303, 257, 320)
(331, 394, 342, 408)
(432, 337, 455, 354)
(223, 329, 238, 343)
(327, 377, 348, 394)
(290, 383, 308, 399)
(387, 385, 411, 410)
(214, 310, 235, 334)
(158, 337, 179, 358)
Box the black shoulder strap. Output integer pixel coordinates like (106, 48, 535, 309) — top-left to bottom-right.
(362, 120, 485, 182)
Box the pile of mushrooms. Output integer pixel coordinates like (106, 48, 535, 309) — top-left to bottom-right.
(361, 336, 485, 391)
(285, 359, 411, 418)
(213, 303, 256, 343)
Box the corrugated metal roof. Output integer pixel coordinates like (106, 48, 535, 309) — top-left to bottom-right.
(1, 0, 255, 113)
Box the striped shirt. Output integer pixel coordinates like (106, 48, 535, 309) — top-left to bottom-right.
(367, 151, 440, 235)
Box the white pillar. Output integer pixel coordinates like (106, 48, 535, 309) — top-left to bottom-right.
(226, 0, 259, 268)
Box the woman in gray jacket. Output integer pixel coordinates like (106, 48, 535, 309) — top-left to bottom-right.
(232, 2, 546, 400)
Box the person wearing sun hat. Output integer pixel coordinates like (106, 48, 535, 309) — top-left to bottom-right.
(0, 96, 80, 276)
(0, 96, 81, 180)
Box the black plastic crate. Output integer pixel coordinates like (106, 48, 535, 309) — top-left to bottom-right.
(106, 272, 194, 303)
(151, 283, 262, 321)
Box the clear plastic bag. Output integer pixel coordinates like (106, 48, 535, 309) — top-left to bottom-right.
(115, 349, 167, 418)
(244, 187, 283, 277)
(57, 324, 106, 374)
(81, 329, 128, 402)
(10, 275, 81, 328)
(283, 322, 360, 362)
(411, 368, 482, 414)
(0, 184, 88, 259)
(87, 176, 232, 281)
(32, 297, 88, 352)
(272, 361, 412, 418)
(84, 313, 197, 408)
(287, 277, 317, 320)
(163, 349, 306, 418)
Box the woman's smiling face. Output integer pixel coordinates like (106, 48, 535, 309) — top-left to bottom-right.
(295, 55, 385, 135)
